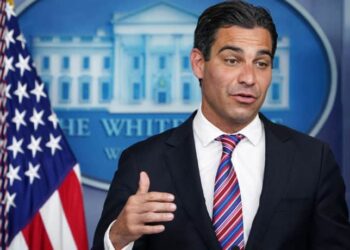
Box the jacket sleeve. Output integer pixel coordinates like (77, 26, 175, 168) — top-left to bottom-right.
(310, 143, 350, 249)
(91, 149, 140, 250)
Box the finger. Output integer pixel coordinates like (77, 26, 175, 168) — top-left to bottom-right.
(140, 212, 174, 223)
(137, 171, 150, 194)
(143, 192, 175, 202)
(127, 192, 174, 208)
(139, 202, 177, 213)
(136, 225, 165, 235)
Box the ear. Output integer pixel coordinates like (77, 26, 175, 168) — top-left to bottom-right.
(190, 48, 205, 80)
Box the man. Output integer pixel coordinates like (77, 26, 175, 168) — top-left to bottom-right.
(93, 1, 350, 249)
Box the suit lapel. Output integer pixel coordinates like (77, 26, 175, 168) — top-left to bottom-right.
(246, 115, 296, 250)
(164, 113, 221, 250)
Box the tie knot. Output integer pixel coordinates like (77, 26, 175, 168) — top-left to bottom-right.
(216, 134, 245, 155)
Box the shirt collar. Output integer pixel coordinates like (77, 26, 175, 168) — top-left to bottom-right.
(193, 107, 263, 147)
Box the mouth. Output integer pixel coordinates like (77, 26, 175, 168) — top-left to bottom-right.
(232, 92, 257, 104)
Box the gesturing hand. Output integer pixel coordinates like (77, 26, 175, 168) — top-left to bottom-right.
(110, 171, 176, 250)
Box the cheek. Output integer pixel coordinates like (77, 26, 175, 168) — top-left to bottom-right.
(202, 71, 227, 104)
(257, 74, 272, 94)
(264, 79, 272, 94)
(205, 66, 233, 90)
(261, 81, 271, 93)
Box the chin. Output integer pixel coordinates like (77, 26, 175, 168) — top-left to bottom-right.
(228, 110, 257, 126)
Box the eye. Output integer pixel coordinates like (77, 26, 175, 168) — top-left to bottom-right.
(224, 58, 239, 66)
(256, 60, 270, 69)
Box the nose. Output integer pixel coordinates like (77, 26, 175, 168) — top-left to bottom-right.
(237, 64, 256, 86)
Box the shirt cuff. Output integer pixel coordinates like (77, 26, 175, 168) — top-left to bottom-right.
(104, 220, 134, 250)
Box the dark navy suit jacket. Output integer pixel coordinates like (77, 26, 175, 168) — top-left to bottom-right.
(92, 112, 350, 250)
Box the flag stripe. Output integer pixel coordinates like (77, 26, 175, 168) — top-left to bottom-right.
(21, 212, 53, 250)
(8, 232, 28, 250)
(40, 191, 77, 250)
(58, 165, 88, 250)
(73, 164, 82, 182)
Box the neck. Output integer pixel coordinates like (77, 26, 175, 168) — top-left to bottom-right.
(200, 107, 256, 134)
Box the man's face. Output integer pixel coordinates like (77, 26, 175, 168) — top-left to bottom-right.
(191, 26, 273, 133)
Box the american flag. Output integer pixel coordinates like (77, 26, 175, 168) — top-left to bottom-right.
(0, 1, 88, 249)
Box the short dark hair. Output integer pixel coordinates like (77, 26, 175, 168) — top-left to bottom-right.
(194, 0, 278, 60)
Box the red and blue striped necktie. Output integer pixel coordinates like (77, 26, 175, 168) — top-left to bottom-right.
(213, 134, 245, 250)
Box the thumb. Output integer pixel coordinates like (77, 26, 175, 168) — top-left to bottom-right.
(137, 171, 150, 194)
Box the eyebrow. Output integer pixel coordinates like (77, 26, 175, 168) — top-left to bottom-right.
(218, 45, 273, 59)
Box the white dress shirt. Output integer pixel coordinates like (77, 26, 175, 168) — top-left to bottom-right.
(193, 108, 266, 243)
(104, 108, 266, 249)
